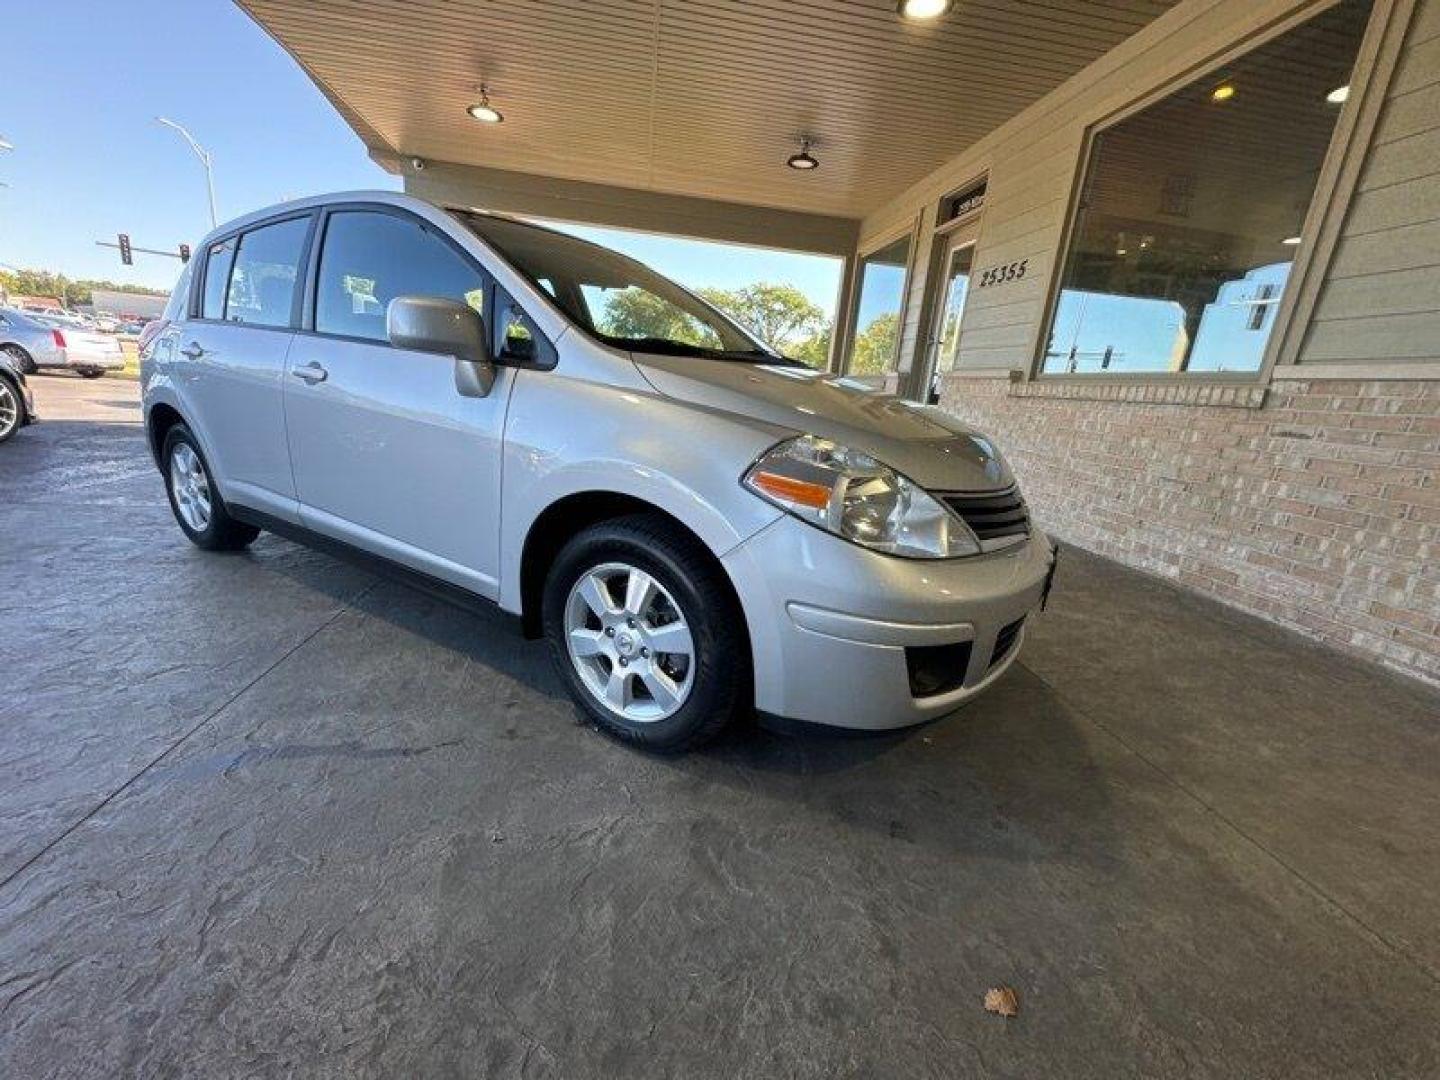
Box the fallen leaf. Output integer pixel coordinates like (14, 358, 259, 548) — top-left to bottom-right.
(984, 986, 1020, 1017)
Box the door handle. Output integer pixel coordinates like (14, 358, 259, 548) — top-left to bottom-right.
(179, 341, 207, 360)
(293, 362, 328, 385)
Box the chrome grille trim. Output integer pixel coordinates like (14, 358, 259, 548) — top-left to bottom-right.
(936, 486, 1031, 552)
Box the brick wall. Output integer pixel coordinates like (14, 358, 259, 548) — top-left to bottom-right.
(937, 375, 1440, 684)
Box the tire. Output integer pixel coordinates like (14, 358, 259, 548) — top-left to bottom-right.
(80, 368, 105, 379)
(161, 424, 260, 551)
(2, 345, 35, 376)
(0, 377, 23, 444)
(542, 514, 749, 752)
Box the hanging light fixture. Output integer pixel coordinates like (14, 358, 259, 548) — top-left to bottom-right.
(787, 136, 819, 171)
(467, 85, 504, 124)
(897, 0, 952, 20)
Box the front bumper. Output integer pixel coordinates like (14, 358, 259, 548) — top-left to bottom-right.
(51, 351, 125, 371)
(723, 516, 1055, 731)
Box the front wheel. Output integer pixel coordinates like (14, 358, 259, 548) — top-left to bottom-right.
(79, 368, 105, 379)
(161, 424, 260, 551)
(0, 379, 23, 443)
(542, 515, 749, 752)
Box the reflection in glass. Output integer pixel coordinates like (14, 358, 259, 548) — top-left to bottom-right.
(1042, 0, 1372, 375)
(847, 235, 911, 375)
(933, 245, 974, 376)
(225, 217, 309, 328)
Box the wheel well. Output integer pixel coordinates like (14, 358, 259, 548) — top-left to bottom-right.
(146, 403, 185, 466)
(518, 492, 746, 646)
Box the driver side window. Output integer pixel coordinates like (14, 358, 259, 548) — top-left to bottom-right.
(315, 210, 491, 343)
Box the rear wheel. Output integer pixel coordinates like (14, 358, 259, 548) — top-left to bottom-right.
(162, 424, 260, 551)
(0, 379, 23, 443)
(542, 515, 749, 752)
(2, 345, 35, 376)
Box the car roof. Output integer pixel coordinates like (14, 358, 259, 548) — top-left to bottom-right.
(193, 190, 566, 252)
(195, 190, 441, 247)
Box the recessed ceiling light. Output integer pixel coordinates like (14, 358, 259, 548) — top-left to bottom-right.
(1115, 248, 1128, 256)
(1210, 83, 1236, 102)
(1327, 84, 1350, 104)
(466, 85, 503, 124)
(897, 0, 952, 19)
(787, 136, 819, 171)
(1281, 235, 1302, 245)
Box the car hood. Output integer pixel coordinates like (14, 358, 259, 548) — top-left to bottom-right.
(632, 355, 1014, 491)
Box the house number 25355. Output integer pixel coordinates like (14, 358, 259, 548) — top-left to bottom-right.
(977, 260, 1029, 287)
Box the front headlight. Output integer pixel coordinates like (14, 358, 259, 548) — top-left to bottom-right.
(742, 435, 980, 558)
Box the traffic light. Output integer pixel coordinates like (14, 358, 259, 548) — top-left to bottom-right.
(179, 243, 191, 264)
(118, 233, 133, 266)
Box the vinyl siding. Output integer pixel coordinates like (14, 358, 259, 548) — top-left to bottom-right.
(1301, 0, 1440, 365)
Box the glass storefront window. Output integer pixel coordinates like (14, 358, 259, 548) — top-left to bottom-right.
(1041, 0, 1373, 375)
(846, 235, 911, 375)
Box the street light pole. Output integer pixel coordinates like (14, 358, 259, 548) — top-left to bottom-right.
(156, 117, 217, 229)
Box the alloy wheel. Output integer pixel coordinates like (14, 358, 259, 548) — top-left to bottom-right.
(0, 382, 17, 438)
(563, 561, 696, 722)
(169, 442, 213, 533)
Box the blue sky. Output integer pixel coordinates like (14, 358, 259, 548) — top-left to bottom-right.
(0, 1, 841, 314)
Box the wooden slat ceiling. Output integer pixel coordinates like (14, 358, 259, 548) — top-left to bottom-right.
(239, 0, 1180, 220)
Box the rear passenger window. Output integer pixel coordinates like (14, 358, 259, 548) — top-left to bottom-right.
(163, 260, 195, 322)
(201, 238, 236, 320)
(315, 210, 490, 343)
(224, 217, 310, 328)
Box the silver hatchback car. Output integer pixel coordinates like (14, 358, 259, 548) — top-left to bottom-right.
(141, 192, 1055, 750)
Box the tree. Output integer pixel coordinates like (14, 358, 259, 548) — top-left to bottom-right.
(849, 312, 899, 376)
(695, 282, 827, 357)
(601, 287, 721, 348)
(0, 267, 168, 308)
(788, 328, 832, 368)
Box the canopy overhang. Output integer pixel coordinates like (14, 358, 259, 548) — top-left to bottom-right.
(238, 0, 1178, 250)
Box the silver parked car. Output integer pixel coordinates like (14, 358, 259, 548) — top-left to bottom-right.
(0, 308, 125, 378)
(141, 192, 1055, 750)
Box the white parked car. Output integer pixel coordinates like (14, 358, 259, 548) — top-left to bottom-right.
(141, 192, 1055, 750)
(0, 308, 125, 378)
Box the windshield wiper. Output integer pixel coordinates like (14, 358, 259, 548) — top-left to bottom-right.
(613, 336, 783, 362)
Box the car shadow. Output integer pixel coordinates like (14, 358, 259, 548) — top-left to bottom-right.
(246, 530, 1119, 862)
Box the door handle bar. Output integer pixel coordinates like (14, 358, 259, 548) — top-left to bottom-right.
(292, 362, 328, 385)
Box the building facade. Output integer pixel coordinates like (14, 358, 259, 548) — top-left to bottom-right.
(846, 0, 1439, 682)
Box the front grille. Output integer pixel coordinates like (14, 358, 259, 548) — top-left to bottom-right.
(989, 617, 1025, 669)
(940, 487, 1030, 546)
(905, 641, 972, 698)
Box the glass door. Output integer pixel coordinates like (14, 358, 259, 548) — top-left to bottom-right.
(920, 232, 977, 402)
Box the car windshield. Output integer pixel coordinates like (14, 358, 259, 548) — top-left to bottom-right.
(455, 211, 782, 361)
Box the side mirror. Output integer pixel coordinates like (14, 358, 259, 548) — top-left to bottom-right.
(386, 296, 495, 398)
